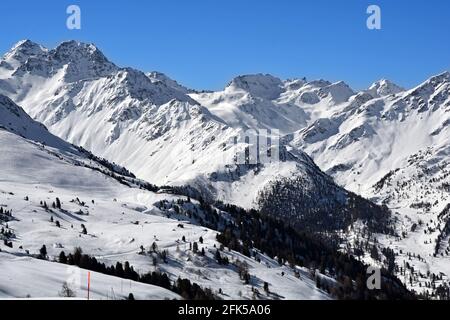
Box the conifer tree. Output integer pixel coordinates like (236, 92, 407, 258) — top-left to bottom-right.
(39, 245, 47, 260)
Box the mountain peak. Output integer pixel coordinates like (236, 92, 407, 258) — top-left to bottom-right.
(3, 39, 47, 62)
(3, 40, 117, 81)
(55, 40, 98, 52)
(52, 40, 111, 65)
(105, 68, 195, 105)
(11, 39, 40, 50)
(317, 81, 355, 103)
(146, 71, 192, 94)
(367, 79, 404, 97)
(284, 78, 308, 90)
(226, 73, 284, 99)
(47, 41, 118, 81)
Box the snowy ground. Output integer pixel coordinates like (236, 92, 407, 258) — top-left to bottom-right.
(0, 252, 178, 300)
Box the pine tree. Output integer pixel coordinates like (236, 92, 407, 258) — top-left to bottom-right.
(39, 245, 47, 260)
(264, 282, 270, 294)
(215, 249, 222, 264)
(115, 262, 124, 278)
(56, 198, 61, 209)
(59, 251, 67, 264)
(73, 247, 82, 265)
(243, 272, 250, 284)
(160, 250, 168, 263)
(124, 261, 133, 279)
(193, 242, 199, 254)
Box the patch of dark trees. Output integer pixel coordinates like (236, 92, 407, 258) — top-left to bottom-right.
(256, 175, 396, 235)
(205, 202, 413, 300)
(57, 247, 215, 300)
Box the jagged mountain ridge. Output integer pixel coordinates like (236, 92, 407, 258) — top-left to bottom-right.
(1, 38, 446, 297)
(0, 40, 389, 236)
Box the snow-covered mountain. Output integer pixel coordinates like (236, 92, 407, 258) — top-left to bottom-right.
(291, 72, 450, 296)
(0, 94, 410, 300)
(193, 69, 450, 296)
(366, 79, 404, 98)
(1, 39, 448, 298)
(194, 68, 450, 295)
(0, 94, 335, 300)
(0, 40, 386, 236)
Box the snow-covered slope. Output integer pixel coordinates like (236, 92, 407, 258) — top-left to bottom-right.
(296, 73, 449, 194)
(0, 94, 66, 148)
(0, 95, 331, 300)
(0, 252, 179, 300)
(146, 71, 194, 95)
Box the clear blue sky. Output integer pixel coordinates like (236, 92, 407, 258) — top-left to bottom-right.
(1, 0, 449, 91)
